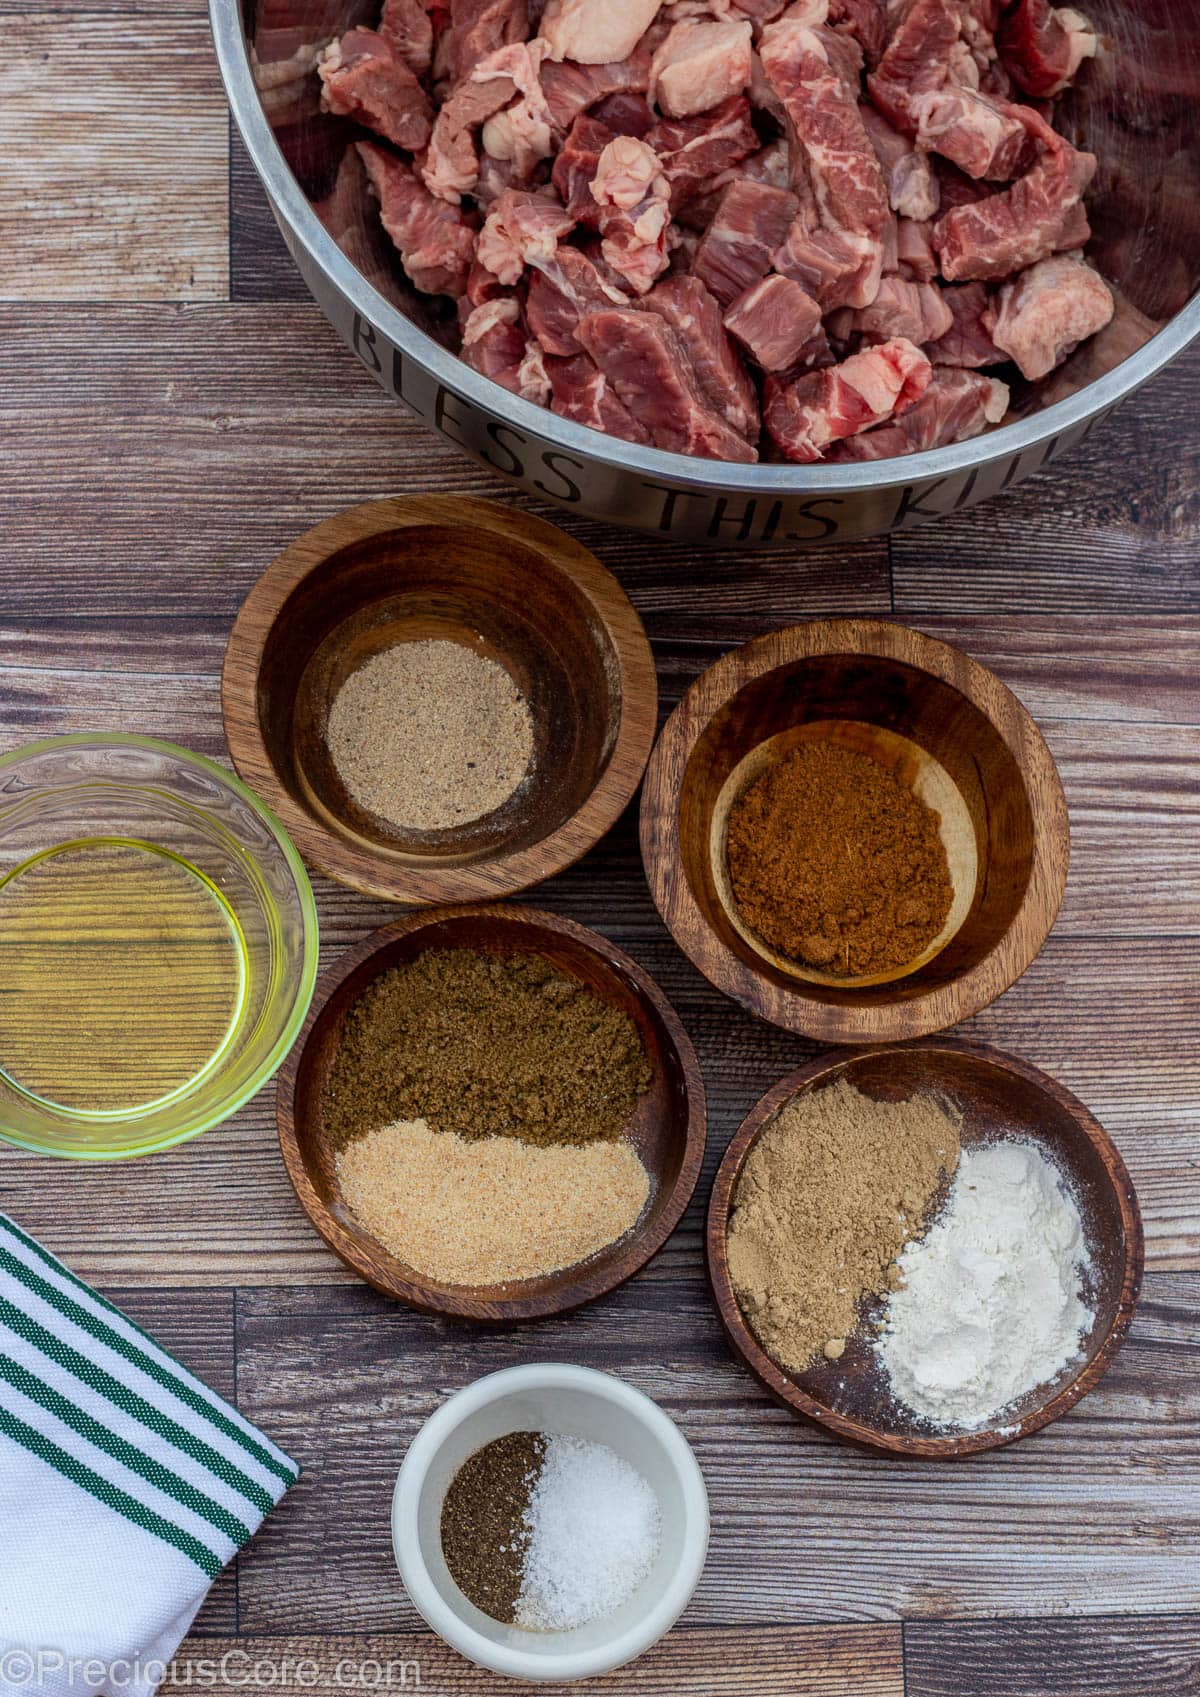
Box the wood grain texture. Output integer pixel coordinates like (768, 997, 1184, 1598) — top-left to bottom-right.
(231, 126, 312, 304)
(0, 14, 228, 301)
(229, 1271, 1199, 1632)
(904, 1616, 1200, 1696)
(706, 1041, 1143, 1458)
(278, 905, 706, 1320)
(642, 621, 1069, 1044)
(169, 1626, 904, 1694)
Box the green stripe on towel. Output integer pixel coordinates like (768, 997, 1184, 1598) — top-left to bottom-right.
(0, 1404, 223, 1578)
(0, 1353, 252, 1547)
(0, 1225, 295, 1484)
(0, 1293, 274, 1515)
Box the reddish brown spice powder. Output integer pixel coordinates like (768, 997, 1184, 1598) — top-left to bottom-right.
(725, 740, 953, 978)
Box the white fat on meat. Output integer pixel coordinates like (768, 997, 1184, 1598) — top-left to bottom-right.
(478, 39, 555, 173)
(984, 252, 1114, 378)
(477, 189, 576, 284)
(541, 0, 665, 65)
(592, 136, 673, 292)
(650, 20, 754, 117)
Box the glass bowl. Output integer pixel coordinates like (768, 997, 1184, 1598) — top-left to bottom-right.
(0, 735, 319, 1158)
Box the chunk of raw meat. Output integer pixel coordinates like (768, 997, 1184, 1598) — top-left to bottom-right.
(436, 0, 529, 86)
(358, 141, 478, 297)
(380, 0, 435, 75)
(983, 252, 1114, 378)
(461, 298, 553, 403)
(924, 279, 1004, 364)
(860, 104, 939, 221)
(827, 0, 888, 66)
(541, 0, 665, 65)
(422, 56, 520, 201)
(642, 274, 760, 438)
(477, 188, 576, 283)
(691, 180, 799, 305)
(318, 28, 434, 150)
(591, 136, 674, 291)
(868, 0, 960, 132)
(828, 366, 1008, 456)
(774, 219, 884, 309)
(478, 41, 555, 175)
(725, 273, 824, 369)
(830, 273, 953, 343)
(541, 52, 654, 136)
(646, 96, 760, 203)
(998, 1, 1099, 99)
(526, 245, 630, 353)
(763, 335, 931, 460)
(933, 125, 1097, 280)
(574, 309, 759, 459)
(552, 114, 615, 222)
(546, 352, 654, 443)
(650, 19, 754, 117)
(895, 216, 937, 280)
(911, 86, 1028, 179)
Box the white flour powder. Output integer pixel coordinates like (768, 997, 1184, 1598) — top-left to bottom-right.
(876, 1141, 1094, 1430)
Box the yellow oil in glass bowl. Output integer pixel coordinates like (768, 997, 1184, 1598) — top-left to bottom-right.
(0, 738, 318, 1158)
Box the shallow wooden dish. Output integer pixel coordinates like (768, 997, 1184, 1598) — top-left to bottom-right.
(707, 1039, 1144, 1458)
(641, 620, 1069, 1043)
(222, 496, 657, 904)
(276, 904, 707, 1322)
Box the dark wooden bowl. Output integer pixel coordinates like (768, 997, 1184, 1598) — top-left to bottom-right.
(641, 619, 1069, 1043)
(222, 496, 657, 905)
(276, 904, 707, 1321)
(707, 1039, 1143, 1457)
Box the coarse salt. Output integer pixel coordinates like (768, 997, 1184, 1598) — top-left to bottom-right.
(515, 1436, 660, 1631)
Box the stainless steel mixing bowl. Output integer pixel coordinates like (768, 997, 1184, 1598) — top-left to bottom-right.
(212, 0, 1200, 543)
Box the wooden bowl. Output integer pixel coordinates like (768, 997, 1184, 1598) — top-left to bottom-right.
(276, 904, 707, 1322)
(222, 496, 657, 904)
(641, 620, 1069, 1043)
(707, 1039, 1144, 1458)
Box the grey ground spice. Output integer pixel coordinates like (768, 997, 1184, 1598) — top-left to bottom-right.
(326, 638, 534, 832)
(726, 1078, 961, 1373)
(322, 949, 652, 1151)
(441, 1431, 546, 1624)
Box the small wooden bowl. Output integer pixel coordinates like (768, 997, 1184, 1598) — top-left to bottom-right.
(276, 904, 707, 1322)
(641, 620, 1069, 1043)
(222, 496, 657, 904)
(707, 1039, 1144, 1458)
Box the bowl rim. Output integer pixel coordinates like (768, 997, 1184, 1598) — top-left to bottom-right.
(221, 494, 659, 905)
(275, 902, 708, 1320)
(0, 731, 320, 1160)
(210, 0, 1200, 497)
(705, 1036, 1145, 1458)
(638, 617, 1070, 1043)
(391, 1362, 710, 1682)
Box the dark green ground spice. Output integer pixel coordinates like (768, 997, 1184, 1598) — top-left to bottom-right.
(322, 948, 652, 1151)
(440, 1431, 546, 1624)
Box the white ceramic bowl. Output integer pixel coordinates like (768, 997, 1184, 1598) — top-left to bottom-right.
(392, 1363, 710, 1682)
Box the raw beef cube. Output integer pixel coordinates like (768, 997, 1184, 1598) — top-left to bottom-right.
(643, 274, 760, 439)
(574, 308, 759, 460)
(925, 280, 1005, 365)
(547, 351, 653, 442)
(868, 0, 961, 132)
(650, 19, 754, 118)
(318, 28, 434, 150)
(380, 0, 435, 76)
(983, 252, 1114, 378)
(541, 0, 665, 66)
(552, 113, 617, 223)
(725, 274, 824, 371)
(774, 219, 884, 310)
(526, 245, 630, 354)
(692, 180, 799, 307)
(647, 96, 760, 204)
(541, 52, 654, 137)
(933, 123, 1097, 281)
(763, 336, 932, 461)
(591, 136, 673, 293)
(999, 0, 1099, 99)
(358, 141, 478, 297)
(423, 61, 519, 202)
(910, 86, 1028, 179)
(461, 297, 552, 403)
(476, 188, 576, 284)
(830, 274, 954, 344)
(828, 366, 1008, 457)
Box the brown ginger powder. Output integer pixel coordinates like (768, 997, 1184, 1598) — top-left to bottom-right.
(726, 1078, 961, 1373)
(323, 949, 651, 1151)
(726, 740, 953, 978)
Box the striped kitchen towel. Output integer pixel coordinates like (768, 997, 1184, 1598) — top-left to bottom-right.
(0, 1213, 299, 1697)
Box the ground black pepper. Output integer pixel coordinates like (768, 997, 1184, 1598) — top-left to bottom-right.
(440, 1431, 546, 1624)
(322, 948, 652, 1151)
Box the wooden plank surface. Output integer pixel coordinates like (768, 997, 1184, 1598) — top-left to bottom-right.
(0, 12, 228, 301)
(1, 14, 1198, 1691)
